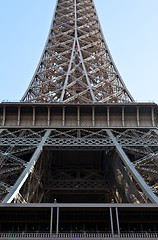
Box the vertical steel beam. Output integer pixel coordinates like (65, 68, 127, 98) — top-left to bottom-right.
(109, 207, 114, 237)
(106, 129, 158, 203)
(107, 107, 110, 127)
(152, 106, 155, 127)
(62, 107, 65, 127)
(122, 107, 125, 127)
(77, 106, 80, 127)
(17, 106, 21, 126)
(115, 207, 120, 236)
(92, 107, 95, 127)
(56, 207, 59, 235)
(48, 106, 50, 127)
(2, 106, 6, 126)
(2, 129, 51, 203)
(137, 106, 140, 127)
(33, 106, 36, 126)
(50, 207, 54, 234)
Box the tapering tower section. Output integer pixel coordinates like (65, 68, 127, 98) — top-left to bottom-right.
(22, 0, 133, 103)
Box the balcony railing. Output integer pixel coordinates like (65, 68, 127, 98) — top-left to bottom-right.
(0, 232, 158, 239)
(120, 233, 158, 238)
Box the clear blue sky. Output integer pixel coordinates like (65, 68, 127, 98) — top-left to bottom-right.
(0, 0, 158, 103)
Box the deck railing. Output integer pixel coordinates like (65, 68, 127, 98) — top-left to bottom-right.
(0, 232, 158, 239)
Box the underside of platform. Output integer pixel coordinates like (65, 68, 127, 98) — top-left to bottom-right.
(18, 149, 146, 204)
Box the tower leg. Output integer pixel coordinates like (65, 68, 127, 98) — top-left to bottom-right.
(106, 130, 158, 203)
(2, 129, 51, 203)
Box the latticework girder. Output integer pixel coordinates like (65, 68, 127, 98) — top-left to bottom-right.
(0, 128, 158, 203)
(22, 0, 133, 103)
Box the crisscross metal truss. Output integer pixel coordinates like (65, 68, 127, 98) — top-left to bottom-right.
(22, 0, 133, 103)
(0, 128, 158, 203)
(114, 129, 158, 197)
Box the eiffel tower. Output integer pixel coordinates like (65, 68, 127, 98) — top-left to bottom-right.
(0, 0, 158, 238)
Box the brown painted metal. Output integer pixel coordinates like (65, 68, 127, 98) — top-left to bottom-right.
(22, 0, 133, 103)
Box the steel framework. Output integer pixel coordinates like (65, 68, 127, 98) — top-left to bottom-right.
(0, 128, 158, 203)
(22, 0, 133, 103)
(0, 1, 158, 237)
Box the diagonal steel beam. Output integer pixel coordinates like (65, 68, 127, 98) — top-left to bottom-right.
(60, 39, 76, 101)
(153, 129, 158, 135)
(106, 129, 158, 203)
(0, 129, 4, 135)
(2, 130, 51, 203)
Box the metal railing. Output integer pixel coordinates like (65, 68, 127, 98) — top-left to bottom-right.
(120, 233, 158, 238)
(0, 233, 112, 238)
(0, 232, 158, 239)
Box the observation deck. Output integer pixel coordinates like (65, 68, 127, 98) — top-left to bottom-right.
(0, 203, 158, 239)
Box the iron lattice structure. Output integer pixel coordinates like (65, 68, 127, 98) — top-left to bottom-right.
(0, 0, 158, 209)
(22, 0, 133, 103)
(0, 128, 158, 203)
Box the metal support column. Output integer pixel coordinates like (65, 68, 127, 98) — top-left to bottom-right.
(62, 107, 65, 127)
(115, 207, 120, 236)
(107, 107, 110, 127)
(106, 129, 158, 203)
(56, 207, 59, 236)
(48, 107, 50, 127)
(122, 107, 125, 127)
(109, 207, 114, 237)
(77, 107, 80, 127)
(33, 106, 36, 126)
(50, 207, 54, 234)
(2, 106, 6, 126)
(152, 107, 155, 127)
(137, 106, 140, 127)
(17, 106, 21, 126)
(92, 106, 95, 127)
